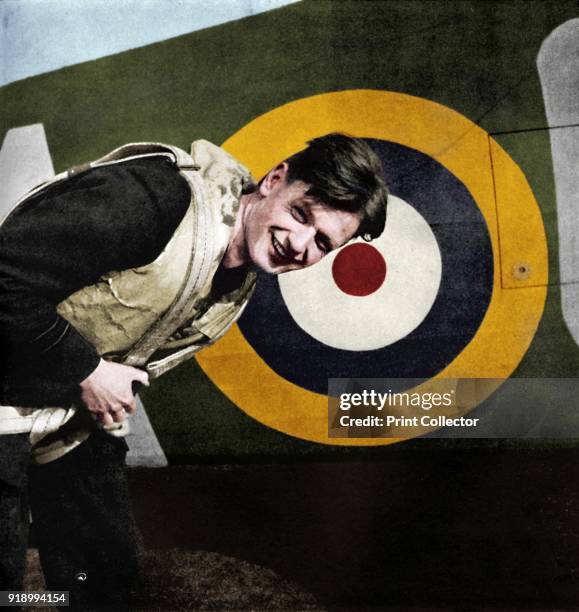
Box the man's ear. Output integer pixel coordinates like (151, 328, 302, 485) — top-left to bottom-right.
(258, 162, 289, 196)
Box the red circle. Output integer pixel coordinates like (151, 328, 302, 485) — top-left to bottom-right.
(331, 243, 387, 296)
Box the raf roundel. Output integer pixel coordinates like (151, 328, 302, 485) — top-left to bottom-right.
(195, 90, 548, 447)
(239, 139, 492, 393)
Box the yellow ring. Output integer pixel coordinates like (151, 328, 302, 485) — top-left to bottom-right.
(196, 90, 548, 446)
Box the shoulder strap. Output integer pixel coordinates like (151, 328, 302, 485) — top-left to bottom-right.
(89, 142, 200, 171)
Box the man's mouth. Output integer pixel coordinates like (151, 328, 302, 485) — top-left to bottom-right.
(271, 233, 292, 264)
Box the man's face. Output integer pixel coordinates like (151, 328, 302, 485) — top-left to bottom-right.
(243, 164, 361, 274)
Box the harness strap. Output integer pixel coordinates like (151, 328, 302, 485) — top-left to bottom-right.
(122, 154, 215, 367)
(145, 293, 254, 378)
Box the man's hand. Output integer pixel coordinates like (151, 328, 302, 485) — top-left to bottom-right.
(79, 359, 149, 426)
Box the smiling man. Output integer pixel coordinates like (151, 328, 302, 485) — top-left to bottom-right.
(0, 132, 387, 608)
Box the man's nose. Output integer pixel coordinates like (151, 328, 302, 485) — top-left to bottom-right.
(288, 227, 316, 260)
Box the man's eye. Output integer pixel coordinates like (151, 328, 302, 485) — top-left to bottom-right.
(316, 238, 331, 254)
(291, 206, 307, 223)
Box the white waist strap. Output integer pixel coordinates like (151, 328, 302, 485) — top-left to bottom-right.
(0, 406, 76, 441)
(0, 406, 129, 464)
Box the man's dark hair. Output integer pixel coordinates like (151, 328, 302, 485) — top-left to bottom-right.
(284, 133, 388, 240)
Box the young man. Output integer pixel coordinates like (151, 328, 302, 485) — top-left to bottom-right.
(0, 133, 387, 608)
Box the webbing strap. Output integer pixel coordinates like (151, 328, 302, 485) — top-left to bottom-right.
(89, 142, 200, 171)
(122, 159, 215, 366)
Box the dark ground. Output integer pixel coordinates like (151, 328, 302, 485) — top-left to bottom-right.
(120, 449, 579, 610)
(25, 448, 579, 610)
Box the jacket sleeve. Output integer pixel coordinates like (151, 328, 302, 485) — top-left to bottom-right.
(0, 156, 190, 406)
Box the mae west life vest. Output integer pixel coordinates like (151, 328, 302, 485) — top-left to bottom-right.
(0, 140, 257, 461)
